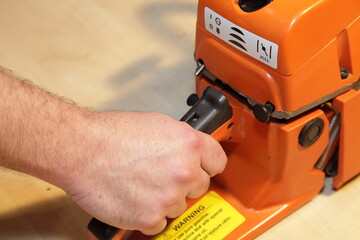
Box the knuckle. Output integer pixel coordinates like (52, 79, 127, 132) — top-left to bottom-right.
(217, 151, 228, 174)
(203, 173, 211, 185)
(138, 215, 166, 234)
(188, 173, 211, 199)
(212, 161, 226, 177)
(162, 191, 180, 207)
(209, 144, 227, 176)
(173, 165, 194, 182)
(178, 125, 201, 150)
(138, 216, 159, 229)
(199, 175, 210, 193)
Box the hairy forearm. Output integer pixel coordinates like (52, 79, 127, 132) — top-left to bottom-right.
(0, 68, 96, 188)
(0, 67, 227, 234)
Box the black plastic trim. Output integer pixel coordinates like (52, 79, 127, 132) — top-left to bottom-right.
(88, 218, 120, 240)
(239, 0, 273, 13)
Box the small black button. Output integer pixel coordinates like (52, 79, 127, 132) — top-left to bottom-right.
(299, 118, 324, 147)
(253, 102, 275, 123)
(187, 93, 199, 106)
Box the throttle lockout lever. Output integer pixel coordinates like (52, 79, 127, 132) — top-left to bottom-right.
(88, 86, 232, 240)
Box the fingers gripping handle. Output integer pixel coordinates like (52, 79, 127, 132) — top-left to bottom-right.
(87, 87, 232, 240)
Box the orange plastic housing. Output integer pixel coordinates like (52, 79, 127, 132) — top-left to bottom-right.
(90, 0, 359, 239)
(333, 89, 360, 189)
(195, 0, 360, 113)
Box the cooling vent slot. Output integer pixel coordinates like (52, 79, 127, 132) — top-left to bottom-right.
(229, 28, 247, 51)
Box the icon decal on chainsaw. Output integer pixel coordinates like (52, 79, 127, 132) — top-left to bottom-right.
(205, 7, 279, 69)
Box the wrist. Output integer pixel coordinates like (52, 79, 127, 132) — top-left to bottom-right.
(46, 110, 103, 190)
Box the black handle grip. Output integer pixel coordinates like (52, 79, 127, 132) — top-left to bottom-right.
(88, 218, 120, 240)
(181, 86, 232, 134)
(88, 86, 232, 240)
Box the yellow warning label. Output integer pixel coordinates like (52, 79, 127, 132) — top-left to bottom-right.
(152, 191, 245, 240)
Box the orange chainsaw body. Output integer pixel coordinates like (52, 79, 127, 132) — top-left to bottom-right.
(89, 0, 360, 239)
(196, 0, 360, 113)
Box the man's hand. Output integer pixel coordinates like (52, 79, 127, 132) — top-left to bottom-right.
(0, 69, 227, 235)
(65, 111, 227, 235)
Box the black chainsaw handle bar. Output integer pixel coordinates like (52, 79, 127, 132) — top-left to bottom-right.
(88, 86, 232, 240)
(180, 86, 232, 134)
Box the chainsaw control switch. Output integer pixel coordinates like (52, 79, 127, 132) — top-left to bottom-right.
(252, 102, 275, 123)
(299, 118, 324, 147)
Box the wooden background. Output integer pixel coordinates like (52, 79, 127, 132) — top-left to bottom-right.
(0, 0, 359, 239)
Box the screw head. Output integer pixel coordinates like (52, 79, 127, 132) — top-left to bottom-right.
(340, 68, 349, 79)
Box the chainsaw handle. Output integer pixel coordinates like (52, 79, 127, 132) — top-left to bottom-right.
(88, 218, 121, 240)
(180, 86, 232, 134)
(87, 86, 232, 240)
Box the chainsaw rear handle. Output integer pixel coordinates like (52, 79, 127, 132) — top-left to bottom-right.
(180, 86, 232, 133)
(88, 218, 121, 240)
(88, 86, 233, 240)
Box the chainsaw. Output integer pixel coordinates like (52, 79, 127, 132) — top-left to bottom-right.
(88, 0, 360, 239)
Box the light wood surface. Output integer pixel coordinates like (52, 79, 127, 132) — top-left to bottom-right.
(0, 1, 359, 239)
